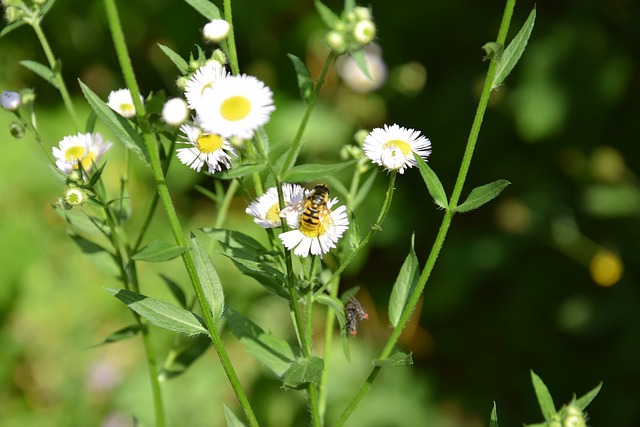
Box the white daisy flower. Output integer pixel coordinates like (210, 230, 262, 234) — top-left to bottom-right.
(363, 124, 431, 173)
(176, 123, 236, 174)
(203, 19, 231, 43)
(195, 74, 275, 140)
(107, 88, 143, 118)
(245, 183, 307, 229)
(184, 62, 227, 109)
(279, 198, 349, 258)
(52, 132, 113, 174)
(162, 97, 189, 126)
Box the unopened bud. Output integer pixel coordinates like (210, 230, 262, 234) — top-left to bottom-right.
(9, 122, 25, 139)
(326, 31, 347, 53)
(211, 49, 228, 65)
(1, 90, 21, 111)
(162, 97, 189, 126)
(353, 19, 376, 46)
(203, 19, 231, 43)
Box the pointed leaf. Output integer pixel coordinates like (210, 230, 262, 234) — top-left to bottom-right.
(1, 20, 26, 37)
(282, 357, 324, 389)
(201, 228, 270, 254)
(224, 405, 247, 427)
(225, 307, 298, 377)
(493, 6, 536, 89)
(455, 179, 510, 213)
(388, 234, 420, 327)
(181, 0, 221, 19)
(159, 274, 188, 308)
(159, 335, 211, 380)
(105, 288, 208, 336)
(287, 53, 313, 102)
(349, 48, 373, 80)
(373, 351, 413, 366)
(216, 162, 266, 180)
(490, 401, 499, 427)
(315, 294, 346, 330)
(415, 153, 448, 209)
(79, 80, 149, 163)
(89, 324, 142, 347)
(133, 240, 186, 262)
(157, 44, 189, 74)
(314, 0, 340, 28)
(575, 382, 603, 411)
(222, 255, 288, 299)
(20, 60, 58, 88)
(190, 233, 225, 320)
(283, 161, 355, 182)
(530, 370, 557, 420)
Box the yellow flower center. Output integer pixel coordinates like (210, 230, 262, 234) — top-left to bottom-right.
(120, 103, 135, 116)
(65, 146, 91, 169)
(384, 139, 412, 155)
(196, 133, 224, 153)
(265, 204, 281, 224)
(79, 151, 97, 170)
(220, 95, 251, 121)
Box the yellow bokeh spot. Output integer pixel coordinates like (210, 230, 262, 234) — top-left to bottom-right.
(590, 250, 623, 287)
(384, 139, 412, 155)
(220, 96, 251, 121)
(196, 133, 224, 153)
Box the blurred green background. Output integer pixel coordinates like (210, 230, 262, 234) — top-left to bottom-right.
(1, 0, 639, 426)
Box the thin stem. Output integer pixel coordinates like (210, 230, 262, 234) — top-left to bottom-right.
(214, 179, 240, 229)
(280, 51, 336, 176)
(334, 1, 516, 424)
(223, 0, 240, 75)
(29, 19, 80, 131)
(102, 1, 258, 425)
(314, 171, 397, 297)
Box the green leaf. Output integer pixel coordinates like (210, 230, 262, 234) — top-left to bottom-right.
(575, 382, 603, 411)
(19, 60, 58, 88)
(181, 0, 221, 19)
(190, 233, 225, 320)
(221, 254, 288, 299)
(415, 153, 448, 209)
(287, 53, 313, 102)
(349, 48, 373, 80)
(314, 0, 340, 28)
(159, 274, 188, 308)
(89, 324, 142, 348)
(225, 307, 298, 377)
(493, 6, 536, 89)
(282, 357, 324, 389)
(157, 44, 189, 74)
(79, 80, 149, 163)
(1, 20, 26, 37)
(455, 179, 510, 213)
(315, 294, 346, 330)
(216, 162, 266, 180)
(105, 288, 208, 336)
(201, 228, 270, 254)
(224, 405, 247, 427)
(67, 232, 120, 278)
(159, 335, 210, 380)
(530, 370, 557, 420)
(490, 401, 499, 427)
(350, 169, 377, 211)
(132, 240, 186, 262)
(283, 161, 355, 182)
(373, 351, 413, 367)
(388, 234, 420, 327)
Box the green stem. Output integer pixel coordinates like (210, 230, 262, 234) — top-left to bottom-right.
(280, 51, 336, 176)
(102, 1, 258, 425)
(334, 1, 516, 424)
(223, 0, 240, 75)
(314, 171, 397, 297)
(214, 179, 240, 229)
(29, 19, 80, 131)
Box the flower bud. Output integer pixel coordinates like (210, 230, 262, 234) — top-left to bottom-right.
(353, 129, 369, 146)
(175, 76, 190, 91)
(9, 122, 25, 139)
(353, 19, 376, 46)
(211, 49, 228, 65)
(64, 188, 87, 207)
(162, 97, 189, 126)
(1, 90, 21, 111)
(326, 31, 347, 53)
(203, 19, 231, 43)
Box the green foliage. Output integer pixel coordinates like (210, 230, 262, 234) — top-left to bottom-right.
(414, 152, 447, 209)
(181, 0, 221, 20)
(287, 54, 313, 102)
(493, 6, 536, 89)
(20, 60, 58, 88)
(282, 357, 324, 389)
(455, 179, 511, 213)
(132, 240, 186, 262)
(190, 233, 225, 321)
(373, 351, 413, 367)
(388, 234, 419, 327)
(157, 43, 190, 74)
(283, 161, 355, 182)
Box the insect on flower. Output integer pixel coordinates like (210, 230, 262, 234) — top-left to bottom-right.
(345, 297, 368, 336)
